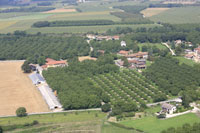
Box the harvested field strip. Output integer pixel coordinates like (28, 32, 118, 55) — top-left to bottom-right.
(43, 8, 77, 13)
(141, 8, 170, 17)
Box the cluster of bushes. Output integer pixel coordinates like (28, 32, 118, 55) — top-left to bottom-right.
(0, 6, 55, 13)
(37, 2, 52, 6)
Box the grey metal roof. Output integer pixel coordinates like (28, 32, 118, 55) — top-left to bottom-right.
(29, 73, 45, 84)
(38, 85, 62, 110)
(162, 103, 175, 110)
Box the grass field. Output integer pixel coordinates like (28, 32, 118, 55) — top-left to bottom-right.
(26, 24, 159, 34)
(0, 61, 49, 116)
(141, 8, 170, 17)
(0, 21, 17, 30)
(150, 6, 200, 24)
(175, 56, 197, 66)
(120, 113, 200, 133)
(138, 43, 167, 51)
(0, 111, 106, 132)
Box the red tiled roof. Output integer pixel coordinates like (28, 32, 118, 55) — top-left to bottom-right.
(128, 60, 138, 63)
(46, 60, 66, 65)
(46, 58, 56, 62)
(119, 50, 130, 55)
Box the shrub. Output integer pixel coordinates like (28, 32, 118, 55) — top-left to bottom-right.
(16, 107, 27, 117)
(124, 112, 135, 117)
(157, 113, 166, 119)
(101, 103, 111, 112)
(0, 126, 3, 133)
(32, 120, 39, 125)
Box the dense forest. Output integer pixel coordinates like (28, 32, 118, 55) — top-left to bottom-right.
(144, 57, 200, 96)
(0, 32, 89, 64)
(161, 123, 200, 133)
(43, 55, 119, 110)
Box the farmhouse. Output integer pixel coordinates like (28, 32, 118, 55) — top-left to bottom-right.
(125, 52, 148, 60)
(161, 103, 176, 114)
(42, 58, 67, 69)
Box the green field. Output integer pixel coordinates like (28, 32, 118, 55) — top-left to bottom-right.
(138, 43, 167, 51)
(25, 24, 159, 34)
(150, 7, 200, 24)
(175, 56, 198, 66)
(120, 113, 200, 133)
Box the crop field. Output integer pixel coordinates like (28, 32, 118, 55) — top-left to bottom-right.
(120, 113, 200, 133)
(141, 8, 170, 17)
(0, 61, 49, 116)
(26, 24, 159, 34)
(0, 21, 17, 30)
(150, 6, 200, 24)
(91, 70, 166, 106)
(175, 56, 197, 66)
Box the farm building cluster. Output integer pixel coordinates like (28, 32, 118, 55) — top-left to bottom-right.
(184, 46, 200, 62)
(28, 58, 67, 110)
(115, 50, 148, 69)
(86, 34, 120, 41)
(29, 72, 62, 110)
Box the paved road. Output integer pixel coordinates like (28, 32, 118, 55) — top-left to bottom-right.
(147, 98, 182, 107)
(162, 43, 176, 56)
(0, 108, 101, 118)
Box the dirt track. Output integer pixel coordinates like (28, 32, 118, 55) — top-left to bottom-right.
(0, 61, 49, 116)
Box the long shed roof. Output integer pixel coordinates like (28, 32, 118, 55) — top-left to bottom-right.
(38, 85, 62, 110)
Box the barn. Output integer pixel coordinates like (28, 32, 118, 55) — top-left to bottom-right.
(38, 85, 62, 110)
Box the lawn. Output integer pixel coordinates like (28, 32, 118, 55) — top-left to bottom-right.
(138, 43, 167, 51)
(120, 113, 200, 133)
(175, 56, 197, 66)
(150, 6, 200, 24)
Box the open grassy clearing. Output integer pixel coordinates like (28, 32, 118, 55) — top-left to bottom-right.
(141, 8, 170, 17)
(43, 8, 77, 13)
(138, 43, 167, 51)
(150, 6, 200, 24)
(175, 56, 198, 66)
(26, 24, 159, 34)
(120, 113, 200, 133)
(0, 61, 49, 116)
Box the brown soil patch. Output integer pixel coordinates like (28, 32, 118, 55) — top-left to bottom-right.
(141, 8, 170, 17)
(43, 8, 76, 13)
(0, 61, 49, 116)
(78, 56, 97, 62)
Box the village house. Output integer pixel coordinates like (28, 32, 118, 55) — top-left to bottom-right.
(125, 52, 148, 60)
(120, 41, 126, 47)
(42, 58, 67, 69)
(193, 46, 200, 62)
(118, 50, 132, 56)
(161, 103, 176, 115)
